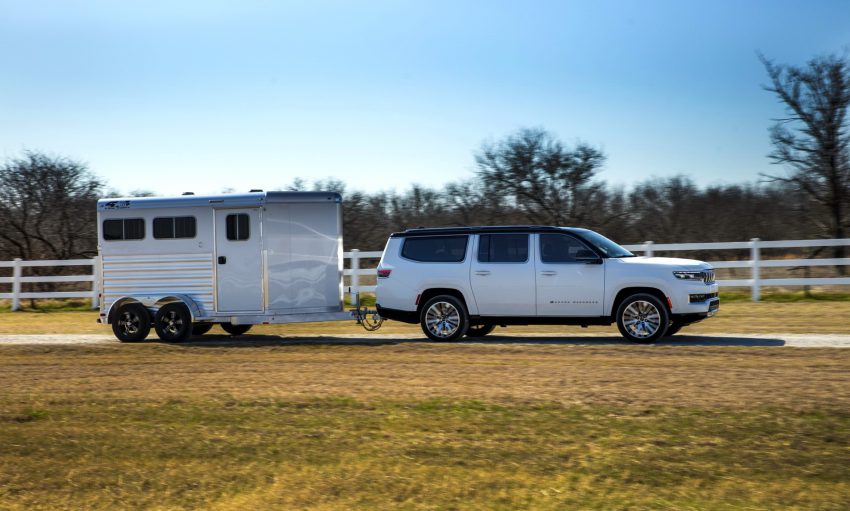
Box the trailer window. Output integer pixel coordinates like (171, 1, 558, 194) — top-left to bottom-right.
(401, 236, 467, 262)
(103, 218, 145, 241)
(477, 234, 528, 263)
(226, 214, 250, 241)
(154, 216, 197, 239)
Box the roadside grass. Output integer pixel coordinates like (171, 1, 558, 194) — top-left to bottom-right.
(0, 299, 94, 313)
(0, 344, 848, 510)
(719, 290, 850, 302)
(2, 398, 847, 510)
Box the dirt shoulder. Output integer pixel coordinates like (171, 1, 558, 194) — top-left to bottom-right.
(2, 342, 848, 410)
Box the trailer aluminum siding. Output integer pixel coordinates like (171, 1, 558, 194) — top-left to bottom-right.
(96, 192, 343, 322)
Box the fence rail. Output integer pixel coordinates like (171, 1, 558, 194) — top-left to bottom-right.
(622, 238, 850, 301)
(0, 257, 102, 311)
(2, 238, 849, 310)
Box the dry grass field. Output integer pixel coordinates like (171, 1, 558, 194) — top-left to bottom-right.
(0, 301, 849, 509)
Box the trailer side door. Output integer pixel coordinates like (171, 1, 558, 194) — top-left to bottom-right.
(214, 208, 263, 312)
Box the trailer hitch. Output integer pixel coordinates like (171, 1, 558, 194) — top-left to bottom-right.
(351, 290, 384, 331)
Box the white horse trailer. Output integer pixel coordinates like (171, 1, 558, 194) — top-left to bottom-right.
(96, 191, 377, 342)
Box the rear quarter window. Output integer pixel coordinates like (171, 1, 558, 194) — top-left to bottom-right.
(401, 236, 468, 262)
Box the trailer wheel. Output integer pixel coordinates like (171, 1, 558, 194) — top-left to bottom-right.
(221, 323, 252, 336)
(154, 302, 192, 342)
(191, 323, 213, 336)
(466, 324, 495, 338)
(112, 303, 151, 342)
(420, 294, 469, 342)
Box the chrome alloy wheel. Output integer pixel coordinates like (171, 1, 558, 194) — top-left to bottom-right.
(622, 300, 662, 339)
(119, 311, 143, 336)
(158, 310, 184, 337)
(425, 301, 461, 339)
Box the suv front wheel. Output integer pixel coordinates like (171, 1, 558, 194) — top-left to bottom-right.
(420, 295, 469, 342)
(616, 293, 669, 343)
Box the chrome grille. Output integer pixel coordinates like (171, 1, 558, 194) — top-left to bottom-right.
(703, 270, 715, 284)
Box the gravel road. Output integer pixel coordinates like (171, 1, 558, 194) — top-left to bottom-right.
(0, 333, 849, 347)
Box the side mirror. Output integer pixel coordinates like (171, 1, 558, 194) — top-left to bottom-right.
(575, 249, 602, 264)
(577, 257, 603, 265)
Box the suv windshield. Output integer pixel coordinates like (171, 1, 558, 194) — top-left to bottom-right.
(575, 229, 635, 258)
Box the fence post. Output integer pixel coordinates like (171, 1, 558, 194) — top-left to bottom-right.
(750, 238, 761, 301)
(91, 256, 101, 309)
(642, 241, 654, 257)
(11, 258, 22, 311)
(350, 249, 360, 295)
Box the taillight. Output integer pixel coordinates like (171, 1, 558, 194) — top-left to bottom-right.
(377, 269, 392, 278)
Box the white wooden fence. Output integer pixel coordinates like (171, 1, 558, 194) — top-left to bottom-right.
(0, 257, 102, 311)
(2, 238, 849, 310)
(621, 238, 850, 301)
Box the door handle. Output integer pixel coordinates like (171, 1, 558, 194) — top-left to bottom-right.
(540, 270, 557, 276)
(474, 270, 491, 276)
(218, 256, 227, 264)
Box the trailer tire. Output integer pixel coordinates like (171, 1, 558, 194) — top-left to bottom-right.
(420, 294, 469, 342)
(191, 323, 213, 336)
(221, 323, 252, 336)
(154, 302, 192, 342)
(112, 303, 151, 342)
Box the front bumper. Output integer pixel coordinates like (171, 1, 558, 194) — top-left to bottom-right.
(670, 282, 720, 315)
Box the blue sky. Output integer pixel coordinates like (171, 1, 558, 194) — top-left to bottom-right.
(1, 0, 848, 196)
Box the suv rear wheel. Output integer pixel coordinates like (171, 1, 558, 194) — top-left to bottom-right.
(616, 293, 669, 343)
(420, 295, 469, 342)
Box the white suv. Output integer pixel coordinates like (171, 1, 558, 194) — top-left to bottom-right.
(375, 226, 719, 343)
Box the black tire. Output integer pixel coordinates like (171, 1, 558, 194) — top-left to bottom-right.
(221, 323, 252, 336)
(191, 323, 214, 336)
(615, 293, 669, 344)
(154, 302, 193, 342)
(665, 322, 684, 337)
(466, 324, 495, 338)
(112, 303, 151, 342)
(419, 294, 469, 342)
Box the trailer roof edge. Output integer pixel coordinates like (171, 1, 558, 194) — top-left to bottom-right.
(97, 191, 342, 210)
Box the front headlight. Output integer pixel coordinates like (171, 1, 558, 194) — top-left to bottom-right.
(673, 271, 704, 280)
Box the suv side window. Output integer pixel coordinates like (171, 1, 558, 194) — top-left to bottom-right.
(478, 234, 529, 263)
(540, 233, 595, 263)
(401, 236, 468, 262)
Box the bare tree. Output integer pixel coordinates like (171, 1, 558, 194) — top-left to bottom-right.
(0, 151, 103, 261)
(475, 127, 607, 226)
(761, 53, 850, 268)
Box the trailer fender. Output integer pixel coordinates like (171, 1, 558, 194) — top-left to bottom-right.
(106, 294, 202, 324)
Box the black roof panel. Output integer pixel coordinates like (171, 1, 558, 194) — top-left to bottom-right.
(389, 226, 582, 238)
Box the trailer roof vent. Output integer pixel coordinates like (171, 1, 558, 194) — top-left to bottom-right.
(181, 192, 195, 195)
(249, 189, 263, 193)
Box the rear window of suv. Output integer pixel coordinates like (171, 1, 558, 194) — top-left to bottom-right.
(401, 236, 468, 262)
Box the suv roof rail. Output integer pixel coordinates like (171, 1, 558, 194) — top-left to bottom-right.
(391, 225, 578, 237)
